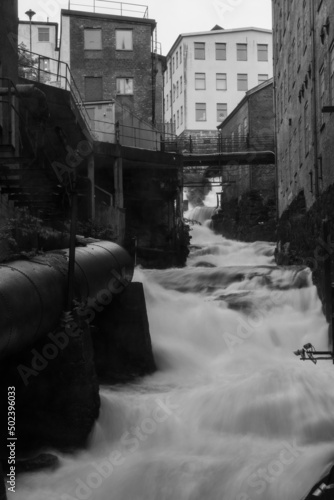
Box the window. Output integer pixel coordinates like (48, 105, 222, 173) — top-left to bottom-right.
(116, 30, 133, 50)
(180, 76, 183, 93)
(169, 62, 172, 79)
(216, 73, 227, 90)
(173, 114, 176, 125)
(194, 42, 205, 59)
(85, 76, 103, 101)
(216, 43, 226, 60)
(217, 103, 227, 122)
(195, 103, 206, 121)
(237, 43, 247, 61)
(179, 46, 182, 63)
(177, 110, 179, 128)
(84, 29, 102, 50)
(258, 74, 268, 84)
(116, 77, 133, 95)
(165, 71, 168, 84)
(166, 94, 169, 110)
(181, 106, 183, 124)
(38, 28, 50, 42)
(195, 73, 206, 90)
(237, 74, 248, 91)
(258, 44, 268, 61)
(176, 51, 178, 68)
(172, 56, 175, 73)
(169, 90, 172, 105)
(173, 84, 175, 102)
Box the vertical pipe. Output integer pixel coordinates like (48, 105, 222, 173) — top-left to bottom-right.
(66, 187, 78, 311)
(322, 219, 333, 352)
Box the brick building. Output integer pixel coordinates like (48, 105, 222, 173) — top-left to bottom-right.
(273, 0, 334, 215)
(217, 79, 275, 202)
(164, 26, 273, 138)
(59, 8, 162, 125)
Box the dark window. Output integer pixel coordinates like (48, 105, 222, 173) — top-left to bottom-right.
(85, 76, 103, 101)
(258, 44, 268, 61)
(194, 42, 205, 59)
(216, 43, 226, 60)
(84, 29, 102, 50)
(237, 44, 247, 61)
(38, 28, 49, 42)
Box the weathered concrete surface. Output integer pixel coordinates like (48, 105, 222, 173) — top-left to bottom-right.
(93, 282, 156, 382)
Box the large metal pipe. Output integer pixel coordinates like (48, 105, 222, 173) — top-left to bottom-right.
(0, 241, 134, 359)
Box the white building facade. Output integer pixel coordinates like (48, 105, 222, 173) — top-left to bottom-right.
(164, 27, 273, 137)
(18, 21, 59, 83)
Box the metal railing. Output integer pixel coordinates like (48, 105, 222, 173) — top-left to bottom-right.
(164, 134, 275, 155)
(18, 47, 93, 136)
(68, 0, 149, 17)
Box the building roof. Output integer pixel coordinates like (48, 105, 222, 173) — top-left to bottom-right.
(166, 27, 272, 58)
(61, 9, 156, 31)
(217, 78, 273, 130)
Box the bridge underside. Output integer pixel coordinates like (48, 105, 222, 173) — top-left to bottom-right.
(182, 151, 275, 167)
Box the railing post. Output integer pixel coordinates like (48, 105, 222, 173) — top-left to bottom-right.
(7, 80, 12, 145)
(38, 55, 41, 82)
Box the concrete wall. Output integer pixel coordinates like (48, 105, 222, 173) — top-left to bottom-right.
(164, 28, 273, 135)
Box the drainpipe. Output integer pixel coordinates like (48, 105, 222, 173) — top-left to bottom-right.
(311, 0, 320, 197)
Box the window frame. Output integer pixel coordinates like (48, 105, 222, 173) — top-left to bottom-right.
(195, 102, 206, 121)
(195, 72, 206, 90)
(194, 42, 205, 60)
(217, 103, 227, 122)
(257, 44, 268, 61)
(216, 73, 227, 91)
(38, 27, 50, 42)
(237, 73, 248, 91)
(116, 29, 133, 51)
(237, 43, 248, 61)
(116, 77, 134, 95)
(215, 42, 226, 60)
(84, 28, 102, 50)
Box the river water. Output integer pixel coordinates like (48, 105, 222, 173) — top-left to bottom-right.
(16, 214, 334, 500)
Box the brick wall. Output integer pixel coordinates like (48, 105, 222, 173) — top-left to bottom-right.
(273, 0, 334, 215)
(69, 14, 155, 122)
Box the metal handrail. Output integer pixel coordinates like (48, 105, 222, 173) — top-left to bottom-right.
(68, 0, 149, 17)
(18, 47, 93, 136)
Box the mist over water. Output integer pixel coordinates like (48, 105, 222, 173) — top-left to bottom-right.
(15, 213, 334, 500)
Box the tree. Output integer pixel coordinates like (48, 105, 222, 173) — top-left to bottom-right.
(18, 42, 50, 83)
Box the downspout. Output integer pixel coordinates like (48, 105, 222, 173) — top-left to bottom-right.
(311, 0, 320, 197)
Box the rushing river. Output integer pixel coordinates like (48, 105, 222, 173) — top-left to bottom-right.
(15, 215, 334, 500)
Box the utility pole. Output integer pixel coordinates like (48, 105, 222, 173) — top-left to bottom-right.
(25, 9, 36, 53)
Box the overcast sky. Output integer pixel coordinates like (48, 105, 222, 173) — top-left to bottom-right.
(18, 0, 272, 54)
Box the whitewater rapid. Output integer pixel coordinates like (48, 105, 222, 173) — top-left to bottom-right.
(15, 224, 334, 500)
